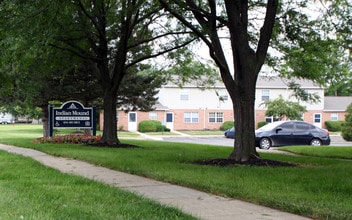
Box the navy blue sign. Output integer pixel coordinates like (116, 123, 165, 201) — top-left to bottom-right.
(49, 101, 96, 136)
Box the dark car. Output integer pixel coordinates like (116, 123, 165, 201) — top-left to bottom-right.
(224, 127, 235, 138)
(255, 121, 330, 149)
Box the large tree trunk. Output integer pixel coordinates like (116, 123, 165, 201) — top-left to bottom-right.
(100, 87, 120, 145)
(228, 80, 259, 161)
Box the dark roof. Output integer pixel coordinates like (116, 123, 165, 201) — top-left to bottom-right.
(324, 96, 352, 111)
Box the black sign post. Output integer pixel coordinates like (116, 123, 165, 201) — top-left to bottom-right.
(49, 101, 96, 137)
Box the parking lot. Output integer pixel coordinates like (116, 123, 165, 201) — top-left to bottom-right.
(162, 135, 352, 148)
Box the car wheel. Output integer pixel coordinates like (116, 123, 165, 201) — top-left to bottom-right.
(310, 138, 322, 146)
(259, 138, 271, 150)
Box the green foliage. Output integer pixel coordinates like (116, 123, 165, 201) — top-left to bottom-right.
(220, 121, 234, 131)
(261, 95, 306, 120)
(138, 120, 170, 133)
(342, 103, 352, 141)
(138, 120, 158, 132)
(325, 121, 343, 132)
(257, 121, 268, 128)
(273, 1, 351, 96)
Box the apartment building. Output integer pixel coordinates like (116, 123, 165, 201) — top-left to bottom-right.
(99, 76, 352, 131)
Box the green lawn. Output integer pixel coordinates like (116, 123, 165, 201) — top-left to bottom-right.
(0, 151, 195, 220)
(1, 124, 352, 220)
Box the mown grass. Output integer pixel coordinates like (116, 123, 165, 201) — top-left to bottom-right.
(0, 150, 195, 220)
(280, 145, 352, 159)
(1, 124, 352, 220)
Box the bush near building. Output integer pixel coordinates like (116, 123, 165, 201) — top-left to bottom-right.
(138, 120, 170, 133)
(342, 103, 352, 141)
(258, 121, 268, 128)
(325, 121, 344, 132)
(220, 121, 234, 131)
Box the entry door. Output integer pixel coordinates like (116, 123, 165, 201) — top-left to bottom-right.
(313, 113, 322, 128)
(165, 112, 174, 131)
(128, 112, 137, 131)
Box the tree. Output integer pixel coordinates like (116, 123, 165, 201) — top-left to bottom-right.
(1, 1, 194, 143)
(51, 1, 195, 145)
(342, 103, 352, 141)
(159, 1, 279, 161)
(261, 95, 307, 121)
(272, 1, 352, 96)
(159, 1, 351, 162)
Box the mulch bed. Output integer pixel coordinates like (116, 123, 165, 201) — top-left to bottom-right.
(87, 143, 141, 148)
(195, 158, 296, 167)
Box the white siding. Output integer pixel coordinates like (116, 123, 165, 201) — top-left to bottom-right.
(255, 88, 324, 110)
(158, 87, 233, 110)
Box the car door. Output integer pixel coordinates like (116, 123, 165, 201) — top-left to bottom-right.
(294, 122, 313, 145)
(270, 122, 294, 146)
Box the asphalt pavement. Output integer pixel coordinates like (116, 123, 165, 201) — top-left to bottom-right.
(160, 134, 352, 148)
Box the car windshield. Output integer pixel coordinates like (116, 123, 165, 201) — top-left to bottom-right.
(256, 121, 285, 132)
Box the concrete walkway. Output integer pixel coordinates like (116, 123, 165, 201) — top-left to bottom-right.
(0, 144, 310, 220)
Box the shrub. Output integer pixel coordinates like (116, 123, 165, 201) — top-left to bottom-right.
(258, 121, 268, 128)
(342, 103, 352, 141)
(157, 125, 171, 132)
(220, 121, 234, 131)
(138, 120, 170, 132)
(325, 121, 343, 132)
(138, 120, 158, 132)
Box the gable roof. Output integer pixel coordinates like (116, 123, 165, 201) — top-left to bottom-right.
(256, 76, 321, 89)
(324, 96, 352, 112)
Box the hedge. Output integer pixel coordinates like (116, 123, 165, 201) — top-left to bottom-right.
(325, 121, 343, 132)
(257, 121, 268, 128)
(138, 120, 170, 132)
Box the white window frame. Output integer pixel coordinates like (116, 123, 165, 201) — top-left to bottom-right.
(218, 90, 228, 101)
(180, 91, 189, 101)
(331, 113, 338, 121)
(184, 112, 199, 123)
(149, 112, 157, 120)
(262, 90, 270, 101)
(209, 112, 224, 123)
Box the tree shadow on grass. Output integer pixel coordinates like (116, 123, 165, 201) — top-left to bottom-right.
(88, 143, 295, 167)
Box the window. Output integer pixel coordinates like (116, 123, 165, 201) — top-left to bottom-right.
(331, 113, 338, 121)
(266, 116, 280, 123)
(129, 113, 136, 122)
(295, 122, 309, 130)
(281, 122, 294, 130)
(166, 113, 173, 122)
(314, 114, 321, 123)
(209, 112, 224, 123)
(261, 90, 270, 101)
(265, 117, 272, 123)
(180, 91, 189, 101)
(218, 90, 228, 101)
(184, 112, 199, 123)
(149, 112, 157, 120)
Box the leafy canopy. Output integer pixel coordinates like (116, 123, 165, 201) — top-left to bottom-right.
(261, 95, 307, 120)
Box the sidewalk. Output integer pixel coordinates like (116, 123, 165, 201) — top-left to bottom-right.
(0, 144, 311, 220)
